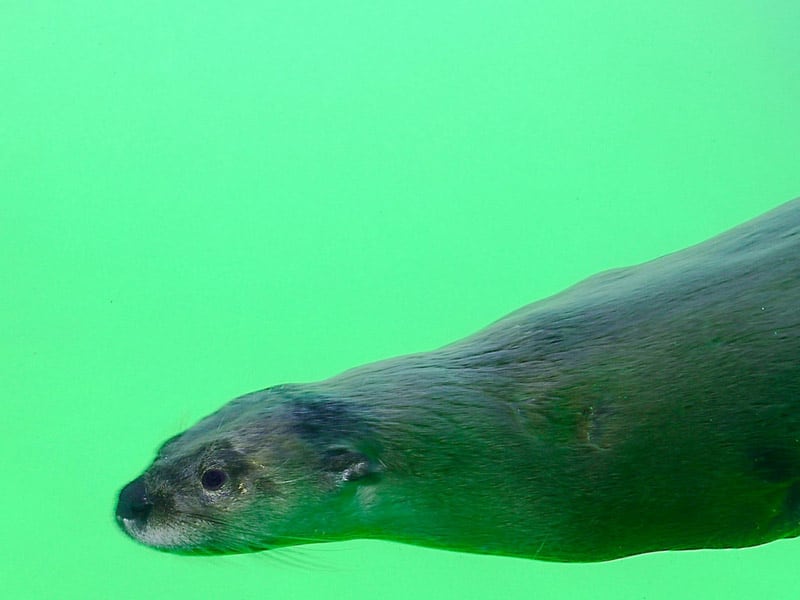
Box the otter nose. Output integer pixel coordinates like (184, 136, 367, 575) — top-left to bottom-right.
(116, 477, 153, 523)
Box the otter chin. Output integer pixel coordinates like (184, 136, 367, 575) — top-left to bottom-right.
(117, 198, 800, 562)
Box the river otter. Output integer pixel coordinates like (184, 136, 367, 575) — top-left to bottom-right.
(116, 198, 800, 562)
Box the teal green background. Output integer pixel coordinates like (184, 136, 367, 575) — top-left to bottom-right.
(2, 1, 799, 598)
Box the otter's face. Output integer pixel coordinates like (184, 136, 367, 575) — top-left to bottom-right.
(115, 391, 379, 554)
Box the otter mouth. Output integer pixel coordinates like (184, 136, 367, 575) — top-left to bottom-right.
(116, 476, 160, 542)
(117, 515, 202, 550)
(115, 476, 206, 550)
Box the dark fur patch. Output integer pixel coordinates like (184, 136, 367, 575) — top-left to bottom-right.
(750, 446, 800, 483)
(281, 390, 371, 444)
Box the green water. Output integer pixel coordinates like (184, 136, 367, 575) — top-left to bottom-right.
(2, 1, 799, 598)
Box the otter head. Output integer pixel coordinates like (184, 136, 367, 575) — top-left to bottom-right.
(115, 386, 381, 554)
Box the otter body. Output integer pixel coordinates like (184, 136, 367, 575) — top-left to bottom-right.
(117, 199, 800, 562)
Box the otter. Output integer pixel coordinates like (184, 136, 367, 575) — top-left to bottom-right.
(116, 198, 800, 562)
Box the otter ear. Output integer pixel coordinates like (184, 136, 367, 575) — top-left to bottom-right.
(322, 447, 381, 483)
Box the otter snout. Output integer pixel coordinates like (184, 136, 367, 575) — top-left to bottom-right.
(116, 477, 153, 528)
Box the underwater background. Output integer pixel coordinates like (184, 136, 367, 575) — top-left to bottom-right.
(2, 1, 799, 598)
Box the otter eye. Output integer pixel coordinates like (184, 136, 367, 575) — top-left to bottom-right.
(201, 469, 228, 491)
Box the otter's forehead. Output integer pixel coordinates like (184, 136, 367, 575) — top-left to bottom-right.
(155, 434, 236, 461)
(155, 388, 291, 457)
(154, 423, 277, 465)
(161, 385, 374, 453)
